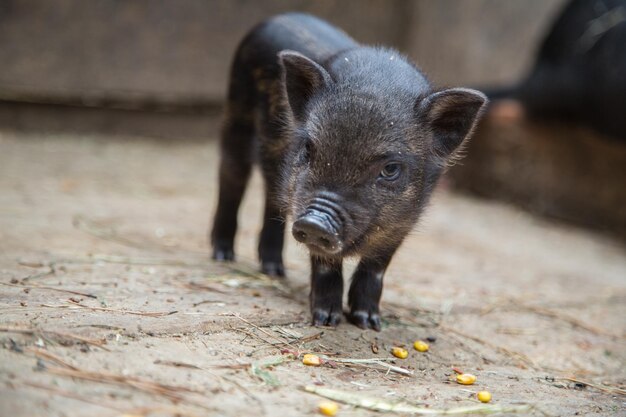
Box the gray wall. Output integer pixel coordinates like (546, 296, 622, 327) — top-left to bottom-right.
(0, 0, 566, 107)
(408, 0, 565, 87)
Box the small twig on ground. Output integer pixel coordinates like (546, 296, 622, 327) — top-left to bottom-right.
(0, 281, 97, 299)
(295, 331, 324, 345)
(116, 406, 204, 417)
(235, 326, 324, 353)
(228, 313, 299, 350)
(47, 366, 210, 409)
(211, 353, 302, 387)
(559, 377, 626, 396)
(304, 385, 537, 415)
(0, 326, 109, 351)
(52, 299, 177, 317)
(26, 347, 79, 370)
(192, 299, 228, 307)
(24, 381, 206, 416)
(479, 298, 620, 338)
(22, 253, 212, 270)
(16, 259, 48, 268)
(185, 283, 230, 295)
(20, 345, 211, 410)
(15, 265, 57, 282)
(78, 253, 208, 268)
(73, 324, 126, 331)
(212, 363, 250, 370)
(440, 325, 537, 370)
(22, 381, 125, 411)
(272, 326, 302, 339)
(385, 301, 438, 317)
(154, 359, 202, 370)
(515, 302, 621, 339)
(320, 356, 413, 376)
(229, 326, 277, 349)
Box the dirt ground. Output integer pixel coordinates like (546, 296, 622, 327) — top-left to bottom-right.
(1, 130, 625, 417)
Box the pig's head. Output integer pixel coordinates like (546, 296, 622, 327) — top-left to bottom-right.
(278, 50, 487, 258)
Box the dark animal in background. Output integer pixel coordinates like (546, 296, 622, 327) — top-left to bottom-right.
(490, 0, 626, 140)
(211, 13, 487, 330)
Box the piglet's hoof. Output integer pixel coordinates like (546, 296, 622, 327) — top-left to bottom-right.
(212, 248, 234, 262)
(348, 309, 382, 331)
(261, 261, 285, 277)
(312, 306, 342, 327)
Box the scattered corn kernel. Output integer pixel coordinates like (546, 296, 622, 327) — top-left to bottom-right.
(303, 353, 322, 366)
(391, 347, 408, 359)
(456, 373, 477, 385)
(318, 400, 339, 416)
(413, 340, 429, 352)
(477, 391, 492, 403)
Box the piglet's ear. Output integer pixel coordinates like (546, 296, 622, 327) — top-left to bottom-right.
(279, 51, 332, 123)
(418, 88, 488, 158)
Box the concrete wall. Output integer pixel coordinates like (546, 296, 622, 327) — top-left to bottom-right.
(0, 0, 566, 107)
(407, 0, 565, 88)
(0, 0, 409, 106)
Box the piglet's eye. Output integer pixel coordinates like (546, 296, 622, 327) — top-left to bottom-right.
(379, 163, 401, 181)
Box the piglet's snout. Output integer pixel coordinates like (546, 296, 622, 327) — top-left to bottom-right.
(292, 213, 342, 254)
(292, 193, 347, 255)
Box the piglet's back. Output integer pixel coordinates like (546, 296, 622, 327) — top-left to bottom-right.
(235, 13, 358, 74)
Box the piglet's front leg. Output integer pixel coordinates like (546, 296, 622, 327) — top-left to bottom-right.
(310, 256, 343, 327)
(347, 251, 395, 331)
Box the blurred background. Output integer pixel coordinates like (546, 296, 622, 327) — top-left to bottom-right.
(1, 4, 625, 415)
(0, 0, 563, 124)
(0, 0, 624, 238)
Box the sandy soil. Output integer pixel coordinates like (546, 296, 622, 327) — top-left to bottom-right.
(0, 130, 625, 417)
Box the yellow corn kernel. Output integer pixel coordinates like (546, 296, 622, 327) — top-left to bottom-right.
(413, 340, 429, 352)
(477, 391, 492, 403)
(391, 347, 408, 359)
(456, 373, 477, 385)
(302, 353, 322, 366)
(318, 400, 339, 416)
